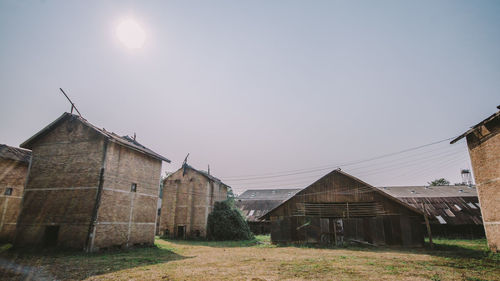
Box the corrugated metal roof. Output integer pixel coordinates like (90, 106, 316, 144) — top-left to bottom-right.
(237, 189, 301, 200)
(397, 196, 483, 225)
(376, 185, 477, 198)
(377, 185, 482, 225)
(0, 144, 31, 163)
(20, 112, 170, 163)
(235, 189, 300, 222)
(235, 199, 286, 222)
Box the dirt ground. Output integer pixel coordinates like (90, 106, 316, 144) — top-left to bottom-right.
(0, 237, 499, 281)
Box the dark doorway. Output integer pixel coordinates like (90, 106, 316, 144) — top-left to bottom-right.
(43, 226, 60, 247)
(177, 225, 185, 239)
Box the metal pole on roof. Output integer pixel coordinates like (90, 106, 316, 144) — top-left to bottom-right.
(59, 88, 82, 117)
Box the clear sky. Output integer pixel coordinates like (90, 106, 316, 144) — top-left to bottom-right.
(1, 0, 499, 193)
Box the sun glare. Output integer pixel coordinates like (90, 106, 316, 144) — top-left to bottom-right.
(116, 19, 146, 49)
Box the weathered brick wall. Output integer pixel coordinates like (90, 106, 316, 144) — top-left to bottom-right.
(91, 141, 161, 250)
(15, 118, 105, 249)
(159, 168, 227, 238)
(0, 159, 28, 242)
(466, 120, 500, 252)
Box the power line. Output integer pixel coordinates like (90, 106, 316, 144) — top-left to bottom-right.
(222, 137, 456, 180)
(232, 150, 469, 191)
(225, 143, 461, 184)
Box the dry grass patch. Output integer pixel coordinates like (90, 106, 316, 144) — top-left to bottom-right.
(0, 236, 498, 280)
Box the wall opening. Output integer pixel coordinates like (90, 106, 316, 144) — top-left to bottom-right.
(43, 225, 60, 247)
(177, 225, 185, 239)
(4, 188, 13, 196)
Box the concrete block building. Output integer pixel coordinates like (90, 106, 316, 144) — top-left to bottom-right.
(0, 145, 31, 242)
(14, 112, 170, 251)
(451, 106, 500, 251)
(159, 164, 229, 239)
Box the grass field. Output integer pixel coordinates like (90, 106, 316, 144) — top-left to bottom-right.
(0, 236, 499, 280)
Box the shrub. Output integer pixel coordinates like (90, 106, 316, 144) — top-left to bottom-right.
(207, 200, 254, 241)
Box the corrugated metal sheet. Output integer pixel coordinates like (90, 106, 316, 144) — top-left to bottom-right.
(238, 189, 301, 200)
(398, 196, 482, 225)
(235, 189, 300, 222)
(377, 185, 477, 198)
(235, 199, 285, 222)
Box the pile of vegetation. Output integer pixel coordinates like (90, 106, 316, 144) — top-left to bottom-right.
(207, 200, 254, 241)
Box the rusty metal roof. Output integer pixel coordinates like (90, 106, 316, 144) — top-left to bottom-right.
(376, 185, 477, 198)
(237, 189, 301, 200)
(235, 199, 285, 222)
(20, 112, 170, 163)
(377, 185, 482, 225)
(398, 197, 482, 225)
(0, 144, 31, 163)
(235, 189, 300, 222)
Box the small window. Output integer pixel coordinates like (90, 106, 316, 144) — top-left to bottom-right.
(454, 204, 462, 211)
(131, 183, 137, 192)
(4, 188, 13, 196)
(248, 210, 255, 216)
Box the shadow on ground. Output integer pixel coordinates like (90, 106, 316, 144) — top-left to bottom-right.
(276, 237, 499, 271)
(0, 243, 189, 280)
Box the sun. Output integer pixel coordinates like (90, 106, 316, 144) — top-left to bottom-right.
(116, 19, 146, 49)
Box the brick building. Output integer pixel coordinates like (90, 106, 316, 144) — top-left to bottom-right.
(0, 144, 31, 242)
(451, 106, 500, 251)
(159, 164, 229, 239)
(14, 112, 170, 251)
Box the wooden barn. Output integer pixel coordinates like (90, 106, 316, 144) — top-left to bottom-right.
(260, 169, 425, 247)
(235, 189, 300, 234)
(159, 164, 229, 239)
(0, 144, 31, 242)
(378, 185, 484, 238)
(451, 105, 500, 252)
(14, 112, 170, 252)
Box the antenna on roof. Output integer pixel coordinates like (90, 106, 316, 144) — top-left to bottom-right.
(59, 88, 82, 117)
(208, 164, 210, 175)
(183, 153, 190, 165)
(182, 153, 190, 176)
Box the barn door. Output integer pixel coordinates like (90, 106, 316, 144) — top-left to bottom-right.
(320, 218, 332, 244)
(334, 219, 344, 246)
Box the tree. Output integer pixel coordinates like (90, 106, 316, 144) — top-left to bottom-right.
(428, 178, 450, 186)
(207, 200, 254, 241)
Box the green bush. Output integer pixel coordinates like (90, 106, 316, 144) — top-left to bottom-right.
(207, 200, 254, 241)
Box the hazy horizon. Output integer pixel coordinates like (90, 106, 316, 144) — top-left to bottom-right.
(1, 0, 499, 193)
